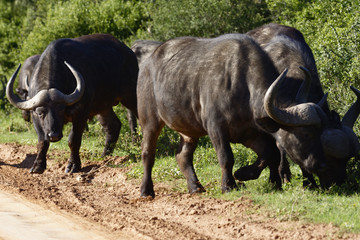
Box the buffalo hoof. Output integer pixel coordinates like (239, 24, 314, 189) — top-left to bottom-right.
(65, 163, 81, 173)
(188, 180, 206, 194)
(140, 183, 155, 197)
(279, 168, 292, 183)
(280, 173, 291, 183)
(221, 177, 238, 193)
(141, 190, 155, 198)
(29, 165, 45, 174)
(189, 186, 206, 194)
(221, 184, 238, 194)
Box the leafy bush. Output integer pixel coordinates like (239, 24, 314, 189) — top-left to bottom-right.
(0, 1, 28, 78)
(148, 0, 271, 40)
(20, 0, 152, 61)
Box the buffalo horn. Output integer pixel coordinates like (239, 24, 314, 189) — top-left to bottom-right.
(264, 67, 323, 126)
(24, 75, 30, 91)
(61, 61, 85, 106)
(5, 64, 42, 110)
(342, 86, 360, 128)
(6, 64, 22, 107)
(6, 61, 85, 110)
(295, 66, 312, 103)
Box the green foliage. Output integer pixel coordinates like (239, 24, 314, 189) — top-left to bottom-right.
(20, 0, 152, 60)
(0, 0, 28, 78)
(149, 0, 271, 40)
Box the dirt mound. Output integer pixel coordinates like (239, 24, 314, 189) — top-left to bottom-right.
(0, 143, 358, 239)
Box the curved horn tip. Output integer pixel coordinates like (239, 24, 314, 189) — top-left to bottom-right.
(273, 68, 288, 86)
(6, 64, 22, 88)
(318, 93, 328, 107)
(299, 66, 309, 72)
(350, 86, 360, 97)
(278, 68, 288, 81)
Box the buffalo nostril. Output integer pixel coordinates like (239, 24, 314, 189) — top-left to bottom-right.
(48, 132, 62, 142)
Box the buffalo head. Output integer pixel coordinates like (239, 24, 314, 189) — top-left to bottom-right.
(6, 61, 85, 142)
(317, 86, 360, 187)
(261, 67, 329, 175)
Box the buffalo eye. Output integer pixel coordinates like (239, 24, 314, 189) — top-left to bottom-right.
(35, 107, 46, 119)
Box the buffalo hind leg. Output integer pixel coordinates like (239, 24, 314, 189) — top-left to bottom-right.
(208, 130, 237, 193)
(97, 108, 121, 157)
(66, 119, 87, 173)
(176, 135, 205, 194)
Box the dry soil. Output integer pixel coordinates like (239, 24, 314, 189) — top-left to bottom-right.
(0, 143, 358, 240)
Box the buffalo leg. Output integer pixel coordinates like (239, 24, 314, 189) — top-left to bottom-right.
(234, 157, 266, 182)
(301, 168, 317, 188)
(30, 118, 49, 174)
(234, 136, 282, 189)
(208, 130, 237, 193)
(97, 108, 121, 157)
(140, 123, 164, 197)
(66, 119, 87, 173)
(176, 135, 205, 193)
(277, 145, 292, 183)
(30, 140, 50, 174)
(126, 109, 138, 142)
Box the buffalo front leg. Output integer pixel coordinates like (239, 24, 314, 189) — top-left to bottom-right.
(140, 124, 164, 197)
(30, 118, 50, 174)
(234, 157, 267, 181)
(30, 140, 50, 174)
(176, 135, 205, 194)
(301, 168, 317, 188)
(126, 109, 138, 142)
(97, 109, 121, 157)
(65, 120, 87, 173)
(234, 136, 282, 189)
(278, 147, 292, 184)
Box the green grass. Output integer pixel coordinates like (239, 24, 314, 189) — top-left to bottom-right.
(1, 106, 360, 233)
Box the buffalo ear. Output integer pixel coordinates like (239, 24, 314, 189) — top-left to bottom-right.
(255, 117, 280, 133)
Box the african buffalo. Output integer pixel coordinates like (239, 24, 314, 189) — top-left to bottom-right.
(7, 33, 138, 174)
(137, 33, 334, 197)
(16, 54, 40, 122)
(131, 40, 162, 67)
(238, 23, 360, 188)
(127, 40, 163, 139)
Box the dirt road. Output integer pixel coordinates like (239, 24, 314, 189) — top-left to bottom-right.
(0, 143, 358, 239)
(0, 190, 140, 240)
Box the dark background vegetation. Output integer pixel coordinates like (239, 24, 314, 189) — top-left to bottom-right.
(0, 0, 359, 190)
(1, 0, 359, 113)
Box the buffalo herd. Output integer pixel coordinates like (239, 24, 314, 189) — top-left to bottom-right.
(6, 24, 360, 197)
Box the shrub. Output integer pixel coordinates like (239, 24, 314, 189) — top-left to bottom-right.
(148, 0, 271, 40)
(20, 0, 152, 61)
